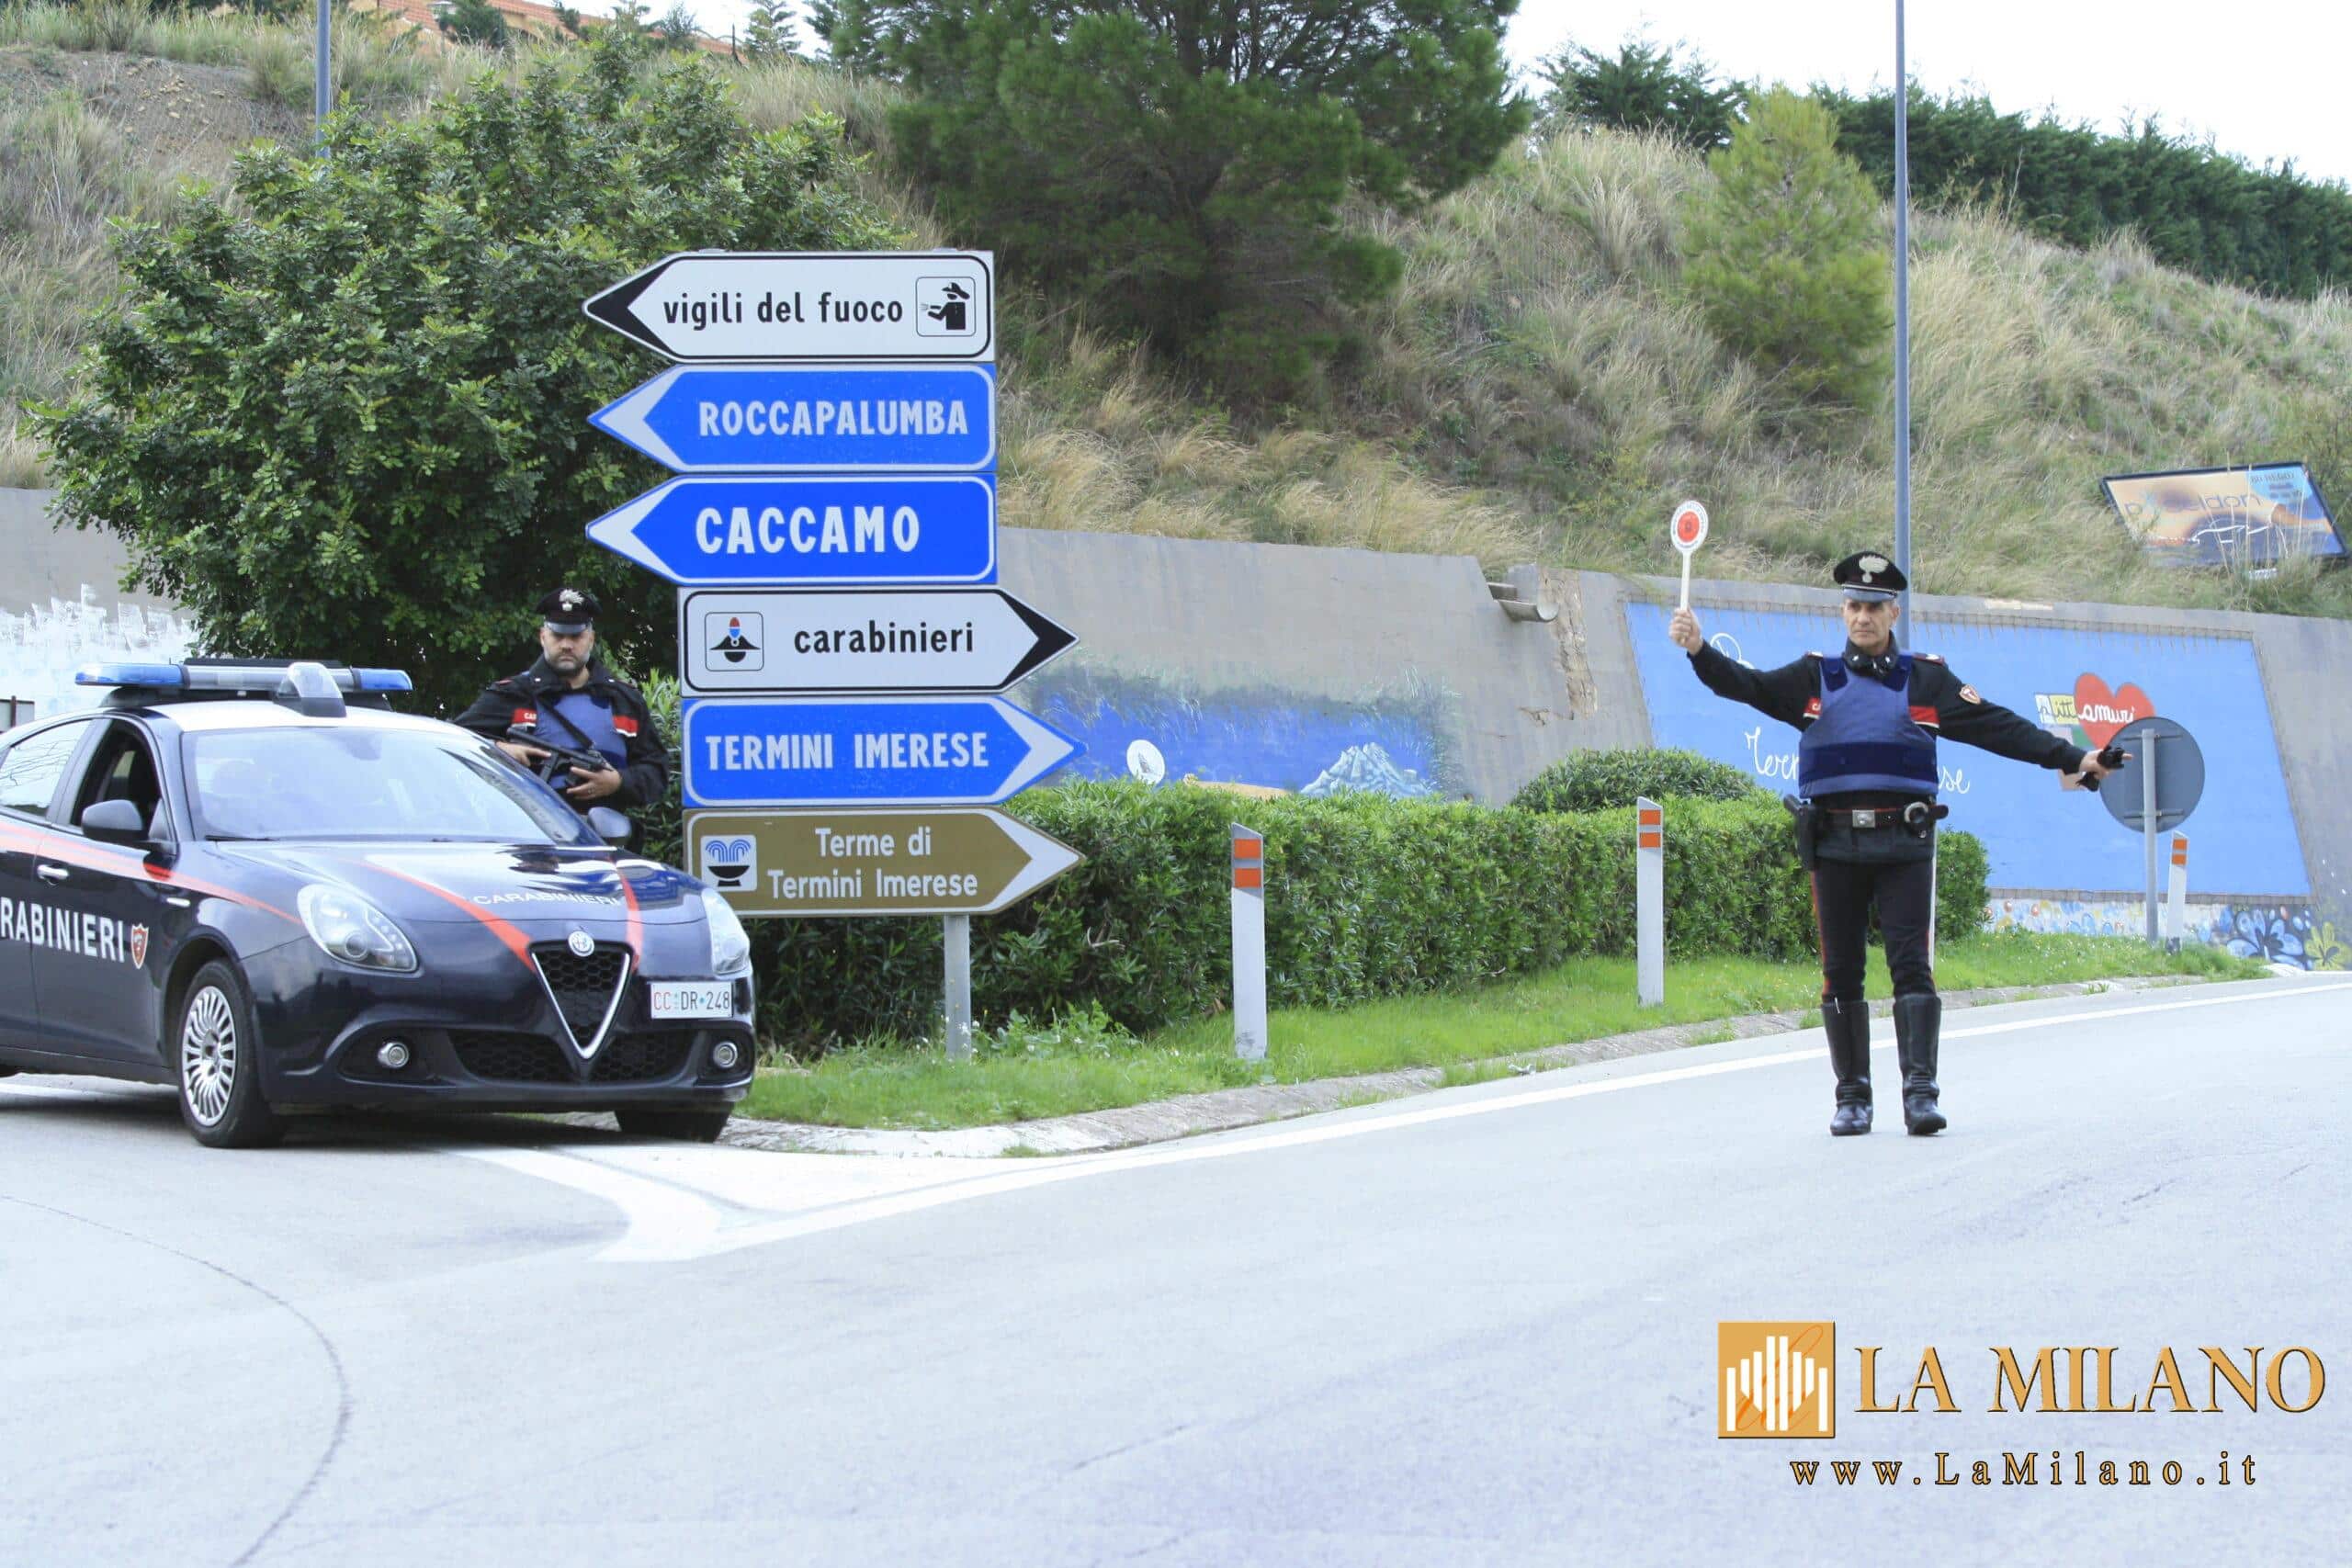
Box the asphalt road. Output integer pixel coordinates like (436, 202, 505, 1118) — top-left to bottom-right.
(3, 973, 2346, 1567)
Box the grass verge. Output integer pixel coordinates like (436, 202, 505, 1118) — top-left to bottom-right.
(738, 932, 2263, 1131)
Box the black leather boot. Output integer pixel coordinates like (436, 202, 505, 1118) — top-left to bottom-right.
(1894, 992, 1945, 1135)
(1823, 998, 1871, 1135)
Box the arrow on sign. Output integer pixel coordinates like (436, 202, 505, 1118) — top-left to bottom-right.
(688, 808, 1082, 918)
(590, 364, 997, 473)
(582, 250, 994, 363)
(584, 474, 997, 587)
(682, 695, 1082, 808)
(680, 588, 1077, 697)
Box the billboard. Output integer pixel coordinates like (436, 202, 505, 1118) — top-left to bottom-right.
(2100, 462, 2346, 569)
(1623, 603, 2311, 898)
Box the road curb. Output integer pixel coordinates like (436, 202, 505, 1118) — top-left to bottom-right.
(708, 973, 2219, 1159)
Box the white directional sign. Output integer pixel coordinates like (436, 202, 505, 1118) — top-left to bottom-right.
(582, 251, 995, 363)
(680, 587, 1077, 697)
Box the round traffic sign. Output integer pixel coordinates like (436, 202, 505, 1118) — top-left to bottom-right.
(1671, 500, 1709, 552)
(2098, 716, 2204, 833)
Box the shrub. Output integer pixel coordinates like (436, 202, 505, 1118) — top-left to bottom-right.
(1679, 87, 1890, 409)
(650, 778, 1988, 1053)
(1512, 747, 1766, 813)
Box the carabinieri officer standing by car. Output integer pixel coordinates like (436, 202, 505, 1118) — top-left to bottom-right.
(1668, 551, 2121, 1138)
(456, 588, 671, 822)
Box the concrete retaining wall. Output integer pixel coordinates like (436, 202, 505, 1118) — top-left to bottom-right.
(7, 487, 2345, 964)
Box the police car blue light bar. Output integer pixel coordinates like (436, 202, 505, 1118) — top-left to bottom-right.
(75, 661, 413, 694)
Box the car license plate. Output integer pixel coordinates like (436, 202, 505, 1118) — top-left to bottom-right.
(649, 981, 735, 1020)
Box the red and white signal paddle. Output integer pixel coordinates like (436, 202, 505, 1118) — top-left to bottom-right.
(1669, 499, 1709, 610)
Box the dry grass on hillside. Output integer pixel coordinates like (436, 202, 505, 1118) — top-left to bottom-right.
(3, 6, 2348, 615)
(1350, 127, 2352, 615)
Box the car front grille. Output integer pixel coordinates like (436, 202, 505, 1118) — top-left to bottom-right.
(452, 1032, 571, 1083)
(590, 1032, 695, 1083)
(450, 1029, 696, 1085)
(531, 942, 630, 1048)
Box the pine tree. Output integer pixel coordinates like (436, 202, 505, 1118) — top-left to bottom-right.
(436, 0, 512, 50)
(1679, 88, 1891, 410)
(742, 0, 797, 62)
(1538, 36, 1744, 151)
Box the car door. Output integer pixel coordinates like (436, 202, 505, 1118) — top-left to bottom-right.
(31, 719, 187, 1066)
(0, 717, 99, 1051)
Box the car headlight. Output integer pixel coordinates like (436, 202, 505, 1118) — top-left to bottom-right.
(299, 885, 419, 974)
(700, 887, 752, 977)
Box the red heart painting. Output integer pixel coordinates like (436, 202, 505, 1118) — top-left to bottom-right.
(2074, 674, 2154, 749)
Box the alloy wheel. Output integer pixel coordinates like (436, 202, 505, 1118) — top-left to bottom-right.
(181, 986, 237, 1126)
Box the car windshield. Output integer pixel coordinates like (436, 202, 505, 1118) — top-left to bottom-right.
(185, 725, 597, 845)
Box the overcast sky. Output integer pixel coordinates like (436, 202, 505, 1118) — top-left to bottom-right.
(662, 0, 2352, 186)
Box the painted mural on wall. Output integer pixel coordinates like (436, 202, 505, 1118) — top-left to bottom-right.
(1987, 898, 2349, 972)
(1023, 663, 1458, 799)
(1623, 602, 2311, 898)
(1, 588, 197, 725)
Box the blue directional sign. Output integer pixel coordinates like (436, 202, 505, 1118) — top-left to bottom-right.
(584, 475, 997, 587)
(682, 696, 1082, 807)
(590, 365, 997, 473)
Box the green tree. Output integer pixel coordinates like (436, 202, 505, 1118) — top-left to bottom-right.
(436, 0, 513, 51)
(1538, 35, 1744, 150)
(653, 4, 705, 50)
(1679, 87, 1890, 410)
(864, 1, 1529, 394)
(32, 42, 901, 714)
(742, 0, 797, 60)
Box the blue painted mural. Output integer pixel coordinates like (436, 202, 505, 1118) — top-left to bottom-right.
(1024, 666, 1454, 798)
(1623, 603, 2311, 897)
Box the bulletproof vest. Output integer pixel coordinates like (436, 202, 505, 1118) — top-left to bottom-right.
(1798, 653, 1939, 798)
(547, 690, 628, 771)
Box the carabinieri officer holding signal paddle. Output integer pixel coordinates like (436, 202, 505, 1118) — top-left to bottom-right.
(1668, 552, 2125, 1137)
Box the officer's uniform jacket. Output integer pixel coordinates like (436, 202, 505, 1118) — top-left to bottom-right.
(1688, 638, 2089, 861)
(454, 658, 671, 808)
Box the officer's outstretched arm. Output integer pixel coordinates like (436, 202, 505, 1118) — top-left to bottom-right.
(1928, 667, 2087, 773)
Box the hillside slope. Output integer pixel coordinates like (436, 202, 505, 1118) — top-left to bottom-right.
(4, 7, 2347, 620)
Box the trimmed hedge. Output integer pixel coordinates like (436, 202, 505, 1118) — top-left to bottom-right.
(705, 780, 1988, 1052)
(1512, 747, 1767, 813)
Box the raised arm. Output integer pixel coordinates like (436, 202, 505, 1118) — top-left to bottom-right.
(1670, 607, 1817, 729)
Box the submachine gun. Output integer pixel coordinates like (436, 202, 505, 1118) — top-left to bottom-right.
(503, 725, 610, 791)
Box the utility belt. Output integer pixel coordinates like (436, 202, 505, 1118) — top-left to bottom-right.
(1783, 797, 1949, 869)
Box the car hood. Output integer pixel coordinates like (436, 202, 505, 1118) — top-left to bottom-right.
(209, 841, 707, 931)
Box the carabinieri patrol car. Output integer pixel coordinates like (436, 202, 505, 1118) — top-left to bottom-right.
(0, 660, 755, 1147)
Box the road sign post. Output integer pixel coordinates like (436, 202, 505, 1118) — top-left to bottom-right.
(678, 587, 1073, 697)
(944, 913, 973, 1062)
(587, 245, 1079, 1063)
(688, 808, 1081, 917)
(1636, 797, 1665, 1007)
(2098, 716, 2204, 948)
(1231, 825, 1267, 1062)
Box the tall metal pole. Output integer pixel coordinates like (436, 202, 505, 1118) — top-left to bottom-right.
(313, 0, 332, 138)
(943, 914, 973, 1060)
(1893, 0, 1913, 622)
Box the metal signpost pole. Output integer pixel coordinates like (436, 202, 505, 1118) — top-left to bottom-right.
(1636, 797, 1665, 1007)
(1893, 0, 1913, 618)
(313, 0, 331, 138)
(944, 913, 973, 1060)
(2142, 734, 2160, 945)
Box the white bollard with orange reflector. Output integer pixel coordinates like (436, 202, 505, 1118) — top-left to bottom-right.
(1636, 795, 1665, 1007)
(2164, 833, 2189, 952)
(1231, 824, 1269, 1061)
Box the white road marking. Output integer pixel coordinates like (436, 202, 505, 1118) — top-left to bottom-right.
(446, 976, 2352, 1263)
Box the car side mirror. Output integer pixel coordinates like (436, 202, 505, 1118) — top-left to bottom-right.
(587, 807, 631, 846)
(84, 797, 152, 846)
